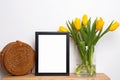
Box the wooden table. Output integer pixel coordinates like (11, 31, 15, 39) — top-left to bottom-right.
(2, 73, 110, 80)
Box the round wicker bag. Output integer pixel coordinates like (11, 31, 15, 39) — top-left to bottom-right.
(1, 41, 34, 76)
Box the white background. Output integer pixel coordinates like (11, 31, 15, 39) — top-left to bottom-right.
(0, 0, 120, 79)
(38, 35, 66, 73)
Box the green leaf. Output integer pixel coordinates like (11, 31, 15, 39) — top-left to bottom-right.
(91, 18, 97, 37)
(67, 21, 75, 40)
(87, 18, 91, 35)
(79, 41, 86, 55)
(80, 28, 87, 44)
(66, 21, 72, 32)
(93, 29, 102, 45)
(88, 18, 97, 46)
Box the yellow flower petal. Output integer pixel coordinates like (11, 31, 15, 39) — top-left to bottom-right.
(109, 21, 120, 31)
(96, 17, 104, 30)
(59, 26, 68, 32)
(82, 14, 88, 26)
(73, 18, 81, 30)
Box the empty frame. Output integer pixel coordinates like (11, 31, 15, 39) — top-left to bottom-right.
(35, 32, 69, 76)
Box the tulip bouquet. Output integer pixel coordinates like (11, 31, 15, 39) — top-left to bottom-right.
(58, 14, 119, 76)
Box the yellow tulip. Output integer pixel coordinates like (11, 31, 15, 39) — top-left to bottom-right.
(109, 21, 120, 31)
(96, 17, 104, 30)
(73, 18, 81, 30)
(59, 26, 68, 32)
(82, 14, 88, 26)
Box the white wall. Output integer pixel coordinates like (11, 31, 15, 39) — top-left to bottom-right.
(0, 0, 120, 79)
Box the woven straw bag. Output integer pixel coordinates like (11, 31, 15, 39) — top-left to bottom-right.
(1, 41, 35, 76)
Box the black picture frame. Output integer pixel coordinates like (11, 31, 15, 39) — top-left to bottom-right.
(35, 32, 69, 76)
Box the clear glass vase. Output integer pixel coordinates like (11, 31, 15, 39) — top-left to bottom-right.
(76, 64, 96, 77)
(75, 45, 96, 77)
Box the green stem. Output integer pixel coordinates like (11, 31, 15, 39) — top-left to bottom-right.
(77, 45, 84, 63)
(89, 45, 94, 67)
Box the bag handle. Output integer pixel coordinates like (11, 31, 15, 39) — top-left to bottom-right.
(16, 40, 23, 46)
